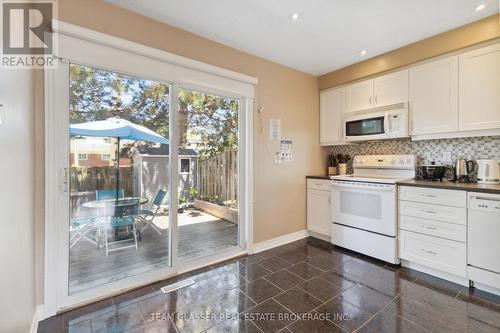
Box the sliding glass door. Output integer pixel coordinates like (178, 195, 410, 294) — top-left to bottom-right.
(177, 88, 240, 261)
(68, 63, 172, 294)
(52, 61, 246, 308)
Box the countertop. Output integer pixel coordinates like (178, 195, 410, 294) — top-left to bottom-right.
(306, 175, 500, 194)
(397, 179, 500, 194)
(306, 175, 331, 180)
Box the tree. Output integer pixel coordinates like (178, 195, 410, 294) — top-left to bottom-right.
(69, 63, 238, 159)
(178, 89, 239, 159)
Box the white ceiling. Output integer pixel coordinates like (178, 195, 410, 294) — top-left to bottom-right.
(106, 0, 499, 75)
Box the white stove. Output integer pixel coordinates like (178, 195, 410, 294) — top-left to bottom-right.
(330, 154, 416, 264)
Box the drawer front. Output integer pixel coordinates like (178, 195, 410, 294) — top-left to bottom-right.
(399, 215, 466, 242)
(399, 200, 466, 225)
(399, 230, 466, 277)
(307, 179, 331, 191)
(398, 186, 466, 207)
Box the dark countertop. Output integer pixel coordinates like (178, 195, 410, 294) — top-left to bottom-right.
(397, 179, 500, 194)
(306, 175, 331, 180)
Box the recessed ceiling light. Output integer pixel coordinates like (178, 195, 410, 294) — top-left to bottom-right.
(360, 50, 367, 56)
(475, 3, 486, 11)
(290, 12, 301, 21)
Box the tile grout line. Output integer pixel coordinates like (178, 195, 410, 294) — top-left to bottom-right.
(352, 290, 403, 332)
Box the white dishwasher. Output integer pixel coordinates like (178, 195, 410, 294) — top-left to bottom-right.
(468, 192, 500, 290)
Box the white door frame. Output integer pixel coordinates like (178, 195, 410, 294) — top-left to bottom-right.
(41, 23, 255, 319)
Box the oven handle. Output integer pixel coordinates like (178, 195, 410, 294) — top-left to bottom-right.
(332, 182, 395, 192)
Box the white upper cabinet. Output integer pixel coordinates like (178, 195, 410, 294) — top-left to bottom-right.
(373, 70, 409, 107)
(346, 69, 408, 112)
(320, 87, 345, 145)
(346, 80, 373, 112)
(459, 43, 500, 131)
(409, 56, 458, 135)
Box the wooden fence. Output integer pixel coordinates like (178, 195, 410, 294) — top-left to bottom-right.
(197, 150, 238, 205)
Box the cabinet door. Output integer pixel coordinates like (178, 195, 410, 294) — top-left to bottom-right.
(459, 43, 500, 131)
(320, 88, 345, 145)
(307, 189, 331, 236)
(409, 56, 458, 135)
(373, 70, 408, 107)
(346, 79, 373, 112)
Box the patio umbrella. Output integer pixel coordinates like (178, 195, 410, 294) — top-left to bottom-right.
(70, 117, 169, 199)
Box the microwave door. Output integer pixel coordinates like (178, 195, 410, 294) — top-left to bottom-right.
(345, 117, 385, 136)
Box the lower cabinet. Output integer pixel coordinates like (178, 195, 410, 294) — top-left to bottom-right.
(399, 230, 466, 277)
(398, 186, 467, 278)
(307, 179, 331, 237)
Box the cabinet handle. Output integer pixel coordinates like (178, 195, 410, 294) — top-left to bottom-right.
(422, 210, 437, 214)
(328, 194, 331, 204)
(375, 95, 378, 105)
(422, 249, 437, 255)
(369, 96, 372, 105)
(422, 194, 436, 198)
(424, 226, 438, 230)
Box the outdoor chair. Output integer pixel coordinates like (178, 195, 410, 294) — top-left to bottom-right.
(103, 198, 140, 256)
(139, 189, 167, 235)
(96, 189, 125, 200)
(69, 216, 99, 249)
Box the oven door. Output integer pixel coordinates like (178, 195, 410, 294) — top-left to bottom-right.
(331, 180, 396, 236)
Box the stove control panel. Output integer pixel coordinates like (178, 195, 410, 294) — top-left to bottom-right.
(353, 155, 416, 170)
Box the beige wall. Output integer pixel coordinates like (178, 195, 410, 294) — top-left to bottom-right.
(319, 14, 500, 90)
(58, 0, 323, 243)
(0, 70, 36, 332)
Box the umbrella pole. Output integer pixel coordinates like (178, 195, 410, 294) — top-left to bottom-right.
(116, 137, 120, 200)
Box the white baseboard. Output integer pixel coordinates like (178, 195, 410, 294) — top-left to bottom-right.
(252, 230, 309, 253)
(474, 282, 500, 297)
(308, 230, 331, 242)
(401, 259, 469, 286)
(29, 310, 38, 333)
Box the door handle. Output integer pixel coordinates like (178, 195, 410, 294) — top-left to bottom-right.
(61, 167, 68, 193)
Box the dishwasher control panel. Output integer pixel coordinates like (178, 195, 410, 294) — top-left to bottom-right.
(469, 194, 500, 212)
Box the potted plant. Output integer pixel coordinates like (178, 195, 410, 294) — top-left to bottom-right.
(336, 154, 351, 175)
(327, 153, 338, 175)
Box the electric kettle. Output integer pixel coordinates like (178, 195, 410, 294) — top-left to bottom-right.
(477, 159, 500, 184)
(454, 159, 474, 182)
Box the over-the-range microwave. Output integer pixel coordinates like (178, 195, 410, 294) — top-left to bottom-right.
(343, 104, 409, 142)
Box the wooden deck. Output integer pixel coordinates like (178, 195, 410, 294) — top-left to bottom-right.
(69, 209, 238, 294)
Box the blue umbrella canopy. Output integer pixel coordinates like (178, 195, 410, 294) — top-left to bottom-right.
(70, 117, 169, 144)
(70, 117, 168, 200)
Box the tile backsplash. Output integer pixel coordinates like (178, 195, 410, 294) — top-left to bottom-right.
(327, 136, 500, 180)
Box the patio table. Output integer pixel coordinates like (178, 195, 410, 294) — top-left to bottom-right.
(79, 197, 149, 249)
(82, 197, 149, 209)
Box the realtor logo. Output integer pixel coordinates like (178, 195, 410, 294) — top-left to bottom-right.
(1, 0, 56, 68)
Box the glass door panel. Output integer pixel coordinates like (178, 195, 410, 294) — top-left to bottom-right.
(68, 63, 171, 294)
(177, 88, 240, 261)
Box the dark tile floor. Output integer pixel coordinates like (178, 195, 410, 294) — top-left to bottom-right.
(38, 237, 500, 333)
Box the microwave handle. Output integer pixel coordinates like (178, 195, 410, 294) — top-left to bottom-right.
(384, 112, 390, 135)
